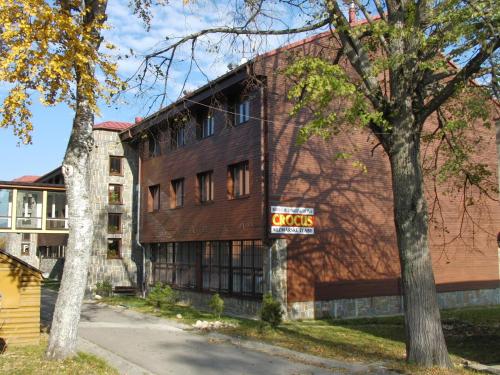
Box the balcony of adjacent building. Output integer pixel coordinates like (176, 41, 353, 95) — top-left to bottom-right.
(0, 181, 68, 234)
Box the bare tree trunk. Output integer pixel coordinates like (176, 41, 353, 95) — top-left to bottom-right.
(46, 94, 95, 360)
(45, 0, 107, 360)
(388, 118, 452, 368)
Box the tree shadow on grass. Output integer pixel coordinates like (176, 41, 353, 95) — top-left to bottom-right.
(274, 324, 406, 364)
(318, 313, 500, 365)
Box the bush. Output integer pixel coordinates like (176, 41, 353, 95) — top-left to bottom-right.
(146, 283, 177, 308)
(208, 293, 224, 318)
(95, 280, 112, 297)
(260, 293, 283, 328)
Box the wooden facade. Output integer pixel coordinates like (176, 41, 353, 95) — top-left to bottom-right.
(0, 249, 42, 345)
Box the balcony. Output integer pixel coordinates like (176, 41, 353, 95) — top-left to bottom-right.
(0, 182, 68, 234)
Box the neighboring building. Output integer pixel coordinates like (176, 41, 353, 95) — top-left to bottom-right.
(0, 249, 43, 345)
(1, 31, 499, 319)
(86, 121, 140, 288)
(0, 120, 141, 292)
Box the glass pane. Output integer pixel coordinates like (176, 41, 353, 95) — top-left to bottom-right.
(47, 192, 67, 230)
(109, 185, 122, 204)
(16, 190, 43, 229)
(110, 157, 122, 174)
(242, 241, 253, 268)
(232, 271, 241, 293)
(210, 267, 219, 290)
(232, 241, 241, 267)
(107, 238, 120, 259)
(242, 270, 253, 293)
(0, 189, 13, 228)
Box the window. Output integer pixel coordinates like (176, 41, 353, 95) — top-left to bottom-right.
(171, 125, 186, 149)
(202, 241, 230, 292)
(201, 115, 215, 138)
(151, 242, 198, 288)
(16, 190, 43, 229)
(171, 179, 184, 208)
(46, 191, 67, 230)
(235, 99, 250, 125)
(231, 240, 264, 295)
(108, 213, 122, 234)
(107, 238, 121, 259)
(148, 185, 160, 212)
(0, 189, 12, 228)
(39, 246, 65, 259)
(148, 133, 161, 157)
(198, 171, 214, 203)
(109, 156, 123, 175)
(108, 184, 123, 204)
(151, 240, 264, 297)
(21, 233, 31, 256)
(228, 161, 250, 198)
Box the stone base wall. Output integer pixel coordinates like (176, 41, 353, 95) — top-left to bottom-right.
(287, 288, 500, 320)
(175, 289, 261, 318)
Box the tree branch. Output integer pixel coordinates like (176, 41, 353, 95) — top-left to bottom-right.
(145, 17, 333, 60)
(417, 37, 499, 124)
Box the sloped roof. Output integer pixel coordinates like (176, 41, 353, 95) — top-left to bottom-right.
(0, 249, 43, 277)
(93, 121, 134, 131)
(12, 175, 40, 183)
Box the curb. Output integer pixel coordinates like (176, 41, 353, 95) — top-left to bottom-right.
(78, 336, 154, 375)
(205, 332, 397, 374)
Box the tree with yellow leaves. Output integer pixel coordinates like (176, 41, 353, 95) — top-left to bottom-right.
(0, 0, 120, 359)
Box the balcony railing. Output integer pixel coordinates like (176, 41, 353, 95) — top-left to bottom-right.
(16, 217, 43, 229)
(0, 215, 12, 229)
(46, 218, 69, 230)
(0, 183, 68, 234)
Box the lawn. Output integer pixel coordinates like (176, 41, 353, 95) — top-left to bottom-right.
(103, 295, 499, 375)
(0, 335, 118, 375)
(42, 279, 60, 291)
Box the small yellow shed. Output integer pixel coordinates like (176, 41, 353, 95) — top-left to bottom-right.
(0, 249, 43, 346)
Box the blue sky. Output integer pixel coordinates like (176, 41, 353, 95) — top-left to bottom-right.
(0, 0, 326, 181)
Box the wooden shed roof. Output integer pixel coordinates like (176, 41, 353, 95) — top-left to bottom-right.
(0, 249, 43, 278)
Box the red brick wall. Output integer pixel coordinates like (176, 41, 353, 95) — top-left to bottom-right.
(254, 35, 500, 303)
(139, 92, 265, 243)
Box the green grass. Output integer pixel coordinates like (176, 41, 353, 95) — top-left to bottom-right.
(102, 296, 499, 375)
(0, 336, 118, 375)
(42, 279, 60, 291)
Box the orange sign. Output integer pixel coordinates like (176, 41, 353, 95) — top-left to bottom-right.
(271, 213, 314, 228)
(270, 206, 315, 235)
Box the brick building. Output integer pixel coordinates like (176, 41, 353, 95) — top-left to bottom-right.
(119, 31, 500, 319)
(1, 31, 499, 319)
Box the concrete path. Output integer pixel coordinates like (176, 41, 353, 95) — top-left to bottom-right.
(41, 289, 393, 375)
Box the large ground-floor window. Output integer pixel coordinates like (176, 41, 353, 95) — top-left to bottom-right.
(151, 240, 264, 297)
(151, 242, 198, 289)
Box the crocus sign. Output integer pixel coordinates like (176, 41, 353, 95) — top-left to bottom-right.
(270, 206, 315, 234)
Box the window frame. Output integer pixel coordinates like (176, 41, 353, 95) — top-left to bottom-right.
(109, 156, 124, 176)
(201, 115, 215, 138)
(108, 184, 123, 205)
(171, 125, 186, 149)
(148, 133, 161, 158)
(171, 178, 185, 208)
(148, 185, 161, 212)
(197, 171, 214, 203)
(151, 242, 198, 289)
(228, 161, 250, 199)
(235, 99, 250, 125)
(107, 213, 122, 234)
(107, 238, 121, 259)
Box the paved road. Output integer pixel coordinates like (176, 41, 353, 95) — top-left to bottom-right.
(41, 289, 391, 375)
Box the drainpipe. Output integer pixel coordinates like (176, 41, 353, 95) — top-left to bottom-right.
(259, 79, 272, 294)
(135, 140, 146, 298)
